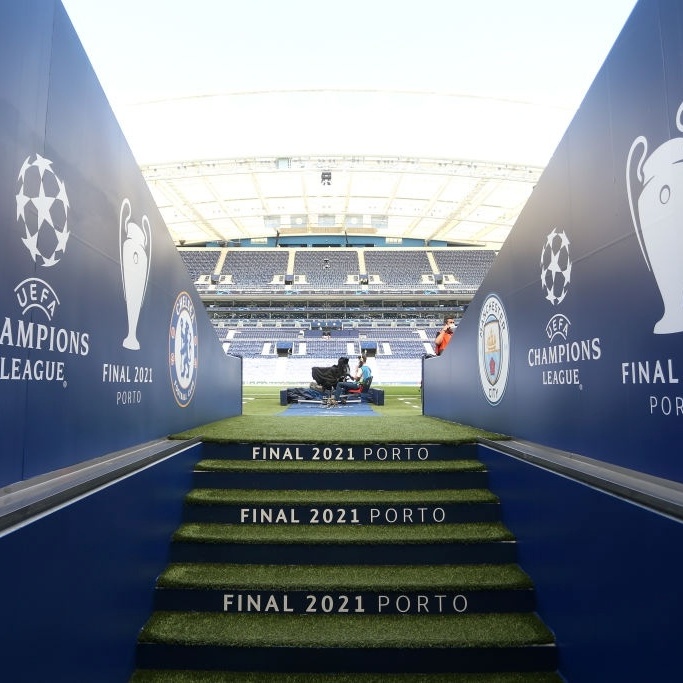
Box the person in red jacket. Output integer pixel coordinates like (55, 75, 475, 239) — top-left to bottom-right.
(434, 316, 456, 355)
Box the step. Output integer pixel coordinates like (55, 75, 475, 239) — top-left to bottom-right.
(169, 522, 517, 564)
(131, 672, 564, 683)
(203, 442, 480, 462)
(153, 562, 536, 614)
(183, 488, 501, 524)
(133, 439, 559, 681)
(193, 459, 489, 490)
(158, 562, 534, 591)
(135, 612, 558, 673)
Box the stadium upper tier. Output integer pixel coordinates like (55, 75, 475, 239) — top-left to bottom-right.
(180, 246, 496, 298)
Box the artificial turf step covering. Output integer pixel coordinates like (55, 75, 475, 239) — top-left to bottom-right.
(169, 523, 517, 565)
(173, 522, 514, 544)
(193, 459, 489, 490)
(153, 562, 536, 614)
(186, 488, 498, 505)
(136, 612, 557, 673)
(157, 562, 533, 591)
(130, 672, 564, 683)
(139, 611, 554, 648)
(195, 459, 487, 472)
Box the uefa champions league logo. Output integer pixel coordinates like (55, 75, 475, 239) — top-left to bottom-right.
(16, 154, 70, 267)
(540, 228, 572, 306)
(13, 154, 70, 322)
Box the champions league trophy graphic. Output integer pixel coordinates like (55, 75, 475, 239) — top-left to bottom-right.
(119, 198, 151, 350)
(627, 101, 683, 334)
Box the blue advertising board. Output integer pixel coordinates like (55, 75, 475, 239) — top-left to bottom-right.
(0, 0, 241, 487)
(424, 0, 683, 482)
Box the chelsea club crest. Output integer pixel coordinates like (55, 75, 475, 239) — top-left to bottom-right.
(478, 294, 510, 405)
(169, 291, 198, 407)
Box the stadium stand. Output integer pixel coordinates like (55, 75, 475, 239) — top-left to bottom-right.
(178, 248, 223, 283)
(363, 249, 433, 290)
(432, 248, 497, 290)
(221, 249, 290, 289)
(183, 247, 496, 294)
(191, 245, 491, 384)
(293, 249, 360, 290)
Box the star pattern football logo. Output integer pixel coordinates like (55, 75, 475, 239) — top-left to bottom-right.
(540, 228, 572, 306)
(16, 154, 70, 267)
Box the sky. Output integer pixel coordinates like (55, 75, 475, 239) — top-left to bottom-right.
(60, 0, 638, 167)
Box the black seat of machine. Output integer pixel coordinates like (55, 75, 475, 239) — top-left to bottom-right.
(311, 357, 350, 401)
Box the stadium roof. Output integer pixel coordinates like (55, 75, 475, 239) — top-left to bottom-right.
(135, 88, 554, 248)
(143, 151, 541, 249)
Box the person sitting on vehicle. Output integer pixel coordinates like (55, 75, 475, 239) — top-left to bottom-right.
(333, 355, 372, 402)
(355, 356, 373, 391)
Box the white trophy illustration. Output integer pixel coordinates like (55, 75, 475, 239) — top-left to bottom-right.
(627, 101, 683, 334)
(119, 198, 151, 349)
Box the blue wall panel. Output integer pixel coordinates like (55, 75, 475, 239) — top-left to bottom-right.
(0, 443, 201, 683)
(478, 446, 683, 682)
(0, 0, 241, 487)
(424, 0, 683, 483)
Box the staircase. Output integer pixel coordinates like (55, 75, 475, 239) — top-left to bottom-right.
(131, 442, 562, 682)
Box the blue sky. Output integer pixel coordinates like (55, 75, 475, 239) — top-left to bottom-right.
(61, 0, 638, 165)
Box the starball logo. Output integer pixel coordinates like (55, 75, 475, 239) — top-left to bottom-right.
(0, 154, 90, 385)
(527, 228, 601, 388)
(540, 228, 571, 306)
(14, 154, 70, 322)
(16, 154, 70, 267)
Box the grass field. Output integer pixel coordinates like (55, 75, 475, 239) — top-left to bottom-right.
(172, 385, 507, 444)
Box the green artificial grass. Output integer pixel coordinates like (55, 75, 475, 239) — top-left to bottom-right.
(170, 385, 509, 444)
(173, 522, 514, 545)
(157, 562, 533, 591)
(138, 612, 554, 648)
(186, 488, 498, 506)
(242, 386, 424, 418)
(131, 672, 563, 683)
(195, 459, 486, 473)
(174, 415, 505, 444)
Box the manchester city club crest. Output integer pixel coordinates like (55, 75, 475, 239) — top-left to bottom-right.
(169, 291, 198, 407)
(478, 294, 510, 405)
